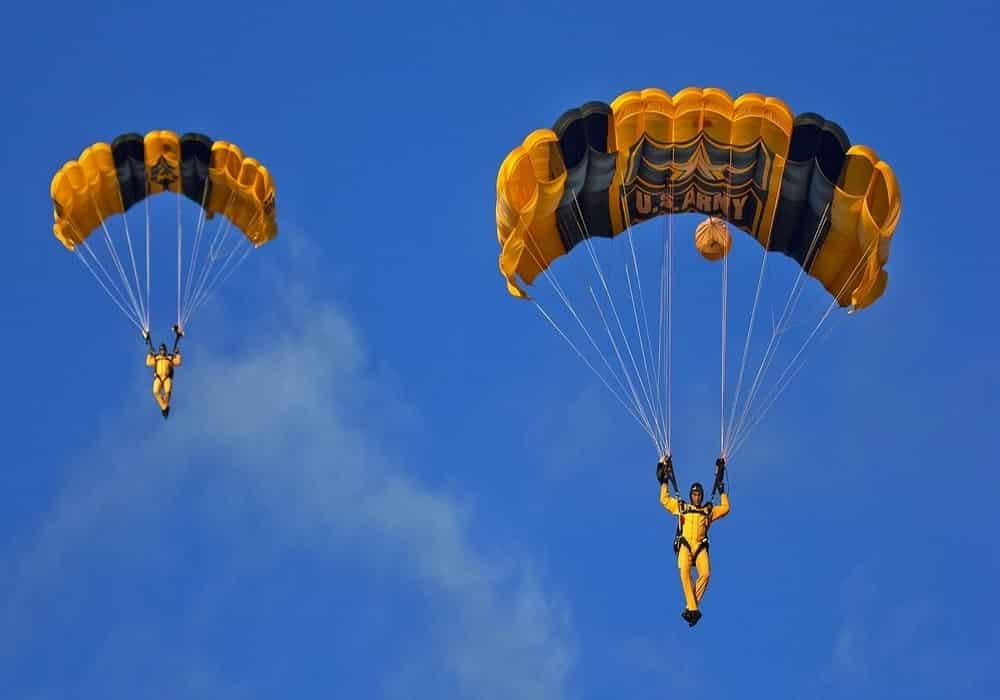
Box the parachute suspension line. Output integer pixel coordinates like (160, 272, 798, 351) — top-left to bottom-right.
(587, 284, 665, 455)
(621, 189, 668, 451)
(664, 138, 677, 456)
(65, 216, 142, 330)
(728, 233, 879, 458)
(670, 141, 679, 455)
(666, 210, 674, 452)
(96, 210, 143, 326)
(183, 206, 231, 324)
(182, 222, 238, 327)
(637, 194, 670, 452)
(73, 239, 145, 332)
(559, 208, 640, 411)
(571, 193, 666, 454)
(521, 229, 664, 450)
(186, 205, 263, 325)
(520, 231, 642, 415)
(571, 194, 665, 452)
(730, 232, 870, 456)
(184, 236, 253, 328)
(110, 189, 148, 330)
(176, 192, 183, 328)
(728, 310, 849, 459)
(719, 137, 770, 457)
(721, 216, 773, 456)
(89, 196, 147, 329)
(180, 179, 211, 323)
(181, 189, 239, 327)
(720, 248, 729, 456)
(653, 195, 667, 416)
(534, 303, 659, 445)
(727, 204, 831, 448)
(623, 225, 660, 441)
(625, 189, 666, 446)
(718, 138, 738, 458)
(145, 209, 150, 331)
(144, 178, 153, 332)
(535, 209, 665, 454)
(652, 197, 669, 453)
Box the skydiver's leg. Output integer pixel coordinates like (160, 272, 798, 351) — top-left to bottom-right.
(152, 378, 168, 411)
(161, 377, 174, 417)
(694, 549, 711, 604)
(677, 548, 698, 611)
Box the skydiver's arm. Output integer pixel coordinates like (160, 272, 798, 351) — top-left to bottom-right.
(710, 493, 730, 521)
(171, 351, 182, 367)
(146, 352, 155, 367)
(660, 484, 679, 515)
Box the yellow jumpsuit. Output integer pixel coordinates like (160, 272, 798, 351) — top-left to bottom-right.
(660, 485, 730, 611)
(146, 350, 182, 412)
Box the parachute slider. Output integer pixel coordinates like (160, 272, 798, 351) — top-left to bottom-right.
(694, 217, 732, 261)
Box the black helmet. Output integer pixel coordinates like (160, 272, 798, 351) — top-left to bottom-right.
(159, 343, 167, 353)
(689, 482, 704, 497)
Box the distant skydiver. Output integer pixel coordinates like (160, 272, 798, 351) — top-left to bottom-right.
(144, 325, 183, 418)
(657, 456, 730, 627)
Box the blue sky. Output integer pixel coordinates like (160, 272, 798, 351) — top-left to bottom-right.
(2, 1, 997, 698)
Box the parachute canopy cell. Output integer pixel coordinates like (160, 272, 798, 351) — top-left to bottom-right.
(495, 87, 901, 310)
(51, 130, 278, 251)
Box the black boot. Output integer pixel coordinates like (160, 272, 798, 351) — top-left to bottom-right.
(687, 609, 702, 627)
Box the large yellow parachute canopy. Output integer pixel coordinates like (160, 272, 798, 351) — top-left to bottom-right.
(51, 130, 278, 251)
(496, 87, 901, 310)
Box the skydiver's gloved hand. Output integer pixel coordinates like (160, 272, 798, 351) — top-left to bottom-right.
(658, 455, 678, 493)
(656, 455, 673, 485)
(713, 457, 726, 495)
(142, 329, 152, 347)
(171, 324, 184, 352)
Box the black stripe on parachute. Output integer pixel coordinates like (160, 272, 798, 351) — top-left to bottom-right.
(110, 132, 216, 214)
(179, 133, 213, 208)
(553, 101, 616, 251)
(111, 133, 147, 211)
(767, 115, 850, 268)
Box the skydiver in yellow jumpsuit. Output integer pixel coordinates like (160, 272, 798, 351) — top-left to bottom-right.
(657, 456, 730, 627)
(144, 325, 183, 418)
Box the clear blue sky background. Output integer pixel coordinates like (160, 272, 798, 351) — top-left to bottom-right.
(2, 1, 997, 698)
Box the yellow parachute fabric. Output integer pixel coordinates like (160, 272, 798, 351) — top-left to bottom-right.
(51, 130, 278, 251)
(496, 87, 901, 310)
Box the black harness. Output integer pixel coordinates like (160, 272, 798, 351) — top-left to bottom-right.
(152, 353, 175, 382)
(672, 499, 714, 560)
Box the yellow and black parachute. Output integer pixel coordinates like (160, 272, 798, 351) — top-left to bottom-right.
(51, 130, 277, 251)
(49, 130, 278, 336)
(496, 87, 900, 311)
(495, 86, 903, 463)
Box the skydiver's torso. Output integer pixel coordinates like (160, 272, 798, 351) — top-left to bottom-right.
(678, 502, 713, 544)
(153, 354, 175, 380)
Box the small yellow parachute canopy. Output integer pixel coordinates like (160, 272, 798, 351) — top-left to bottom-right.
(694, 217, 732, 261)
(51, 130, 278, 251)
(496, 86, 901, 310)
